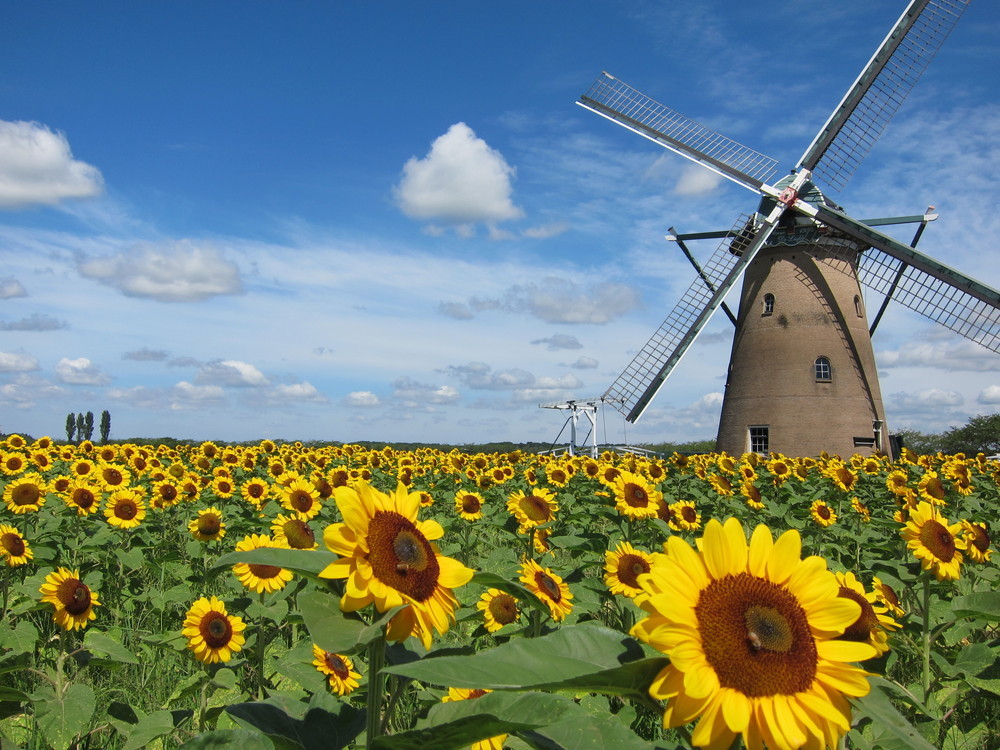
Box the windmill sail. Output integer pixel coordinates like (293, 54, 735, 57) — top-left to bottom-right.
(811, 204, 1000, 352)
(579, 72, 778, 192)
(799, 0, 972, 192)
(603, 209, 788, 422)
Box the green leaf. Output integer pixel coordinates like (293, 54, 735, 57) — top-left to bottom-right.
(180, 728, 275, 749)
(373, 691, 576, 750)
(122, 709, 177, 750)
(83, 629, 139, 664)
(951, 642, 995, 678)
(850, 681, 936, 750)
(0, 620, 38, 655)
(297, 589, 405, 655)
(226, 697, 364, 750)
(950, 591, 1000, 621)
(381, 623, 652, 696)
(35, 681, 96, 750)
(214, 547, 336, 575)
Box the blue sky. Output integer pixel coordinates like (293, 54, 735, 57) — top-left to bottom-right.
(1, 1, 998, 446)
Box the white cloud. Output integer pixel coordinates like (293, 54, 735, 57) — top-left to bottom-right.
(343, 391, 381, 408)
(392, 377, 461, 405)
(531, 333, 583, 351)
(0, 373, 66, 408)
(77, 240, 243, 302)
(270, 382, 326, 402)
(171, 381, 226, 409)
(437, 301, 475, 320)
(394, 122, 524, 227)
(196, 360, 269, 387)
(0, 120, 104, 208)
(0, 351, 40, 372)
(0, 313, 68, 331)
(674, 164, 723, 196)
(978, 385, 1000, 404)
(55, 357, 110, 385)
(122, 347, 169, 362)
(879, 338, 1000, 372)
(521, 222, 569, 239)
(0, 277, 27, 299)
(568, 356, 599, 369)
(889, 388, 964, 410)
(456, 277, 642, 324)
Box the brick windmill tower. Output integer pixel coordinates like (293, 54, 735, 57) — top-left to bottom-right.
(574, 0, 1000, 458)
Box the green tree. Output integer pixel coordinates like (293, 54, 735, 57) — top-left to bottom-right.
(76, 413, 85, 441)
(939, 413, 1000, 456)
(894, 428, 944, 455)
(100, 410, 111, 444)
(84, 411, 95, 441)
(65, 413, 77, 443)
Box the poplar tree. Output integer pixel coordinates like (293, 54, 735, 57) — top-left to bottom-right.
(100, 410, 111, 444)
(84, 411, 95, 441)
(65, 413, 77, 443)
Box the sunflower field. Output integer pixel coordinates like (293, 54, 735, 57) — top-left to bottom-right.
(1, 434, 998, 750)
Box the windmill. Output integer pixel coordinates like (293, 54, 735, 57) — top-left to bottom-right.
(572, 0, 1000, 459)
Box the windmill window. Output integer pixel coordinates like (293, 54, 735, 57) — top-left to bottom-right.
(815, 356, 832, 382)
(762, 293, 775, 316)
(854, 295, 863, 317)
(749, 425, 769, 454)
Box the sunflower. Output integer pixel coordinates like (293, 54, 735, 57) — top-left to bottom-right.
(271, 513, 318, 550)
(0, 451, 27, 475)
(885, 469, 910, 496)
(506, 489, 559, 533)
(240, 478, 271, 508)
(850, 497, 871, 523)
(477, 588, 521, 632)
(232, 534, 294, 594)
(833, 571, 899, 658)
(279, 477, 322, 519)
(604, 541, 655, 598)
(189, 507, 226, 542)
(961, 521, 992, 564)
(61, 480, 101, 515)
(98, 463, 131, 490)
(706, 474, 735, 498)
(917, 471, 947, 505)
(631, 518, 875, 750)
(809, 500, 837, 527)
(765, 456, 792, 485)
(319, 481, 474, 649)
(454, 490, 485, 522)
(611, 471, 661, 520)
(741, 481, 765, 510)
(519, 559, 573, 622)
(148, 479, 182, 509)
(0, 524, 33, 566)
(104, 489, 146, 529)
(826, 464, 857, 492)
(670, 500, 701, 531)
(39, 568, 101, 630)
(311, 644, 362, 696)
(900, 501, 966, 581)
(3, 472, 47, 514)
(182, 596, 246, 663)
(871, 577, 905, 618)
(545, 463, 571, 488)
(440, 688, 508, 750)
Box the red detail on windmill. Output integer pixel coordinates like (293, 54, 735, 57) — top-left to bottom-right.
(778, 186, 799, 206)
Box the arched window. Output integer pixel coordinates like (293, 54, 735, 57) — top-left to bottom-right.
(762, 293, 774, 316)
(815, 356, 832, 381)
(854, 295, 863, 317)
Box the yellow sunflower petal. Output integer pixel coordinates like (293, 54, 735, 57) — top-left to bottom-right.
(766, 528, 802, 585)
(816, 639, 879, 663)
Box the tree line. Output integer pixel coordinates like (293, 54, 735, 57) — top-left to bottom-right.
(65, 410, 111, 444)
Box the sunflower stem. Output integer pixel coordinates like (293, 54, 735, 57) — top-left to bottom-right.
(256, 593, 268, 700)
(921, 573, 932, 700)
(365, 633, 387, 749)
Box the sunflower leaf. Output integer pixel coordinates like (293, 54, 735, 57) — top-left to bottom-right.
(950, 591, 1000, 621)
(213, 547, 336, 575)
(849, 681, 937, 750)
(34, 681, 96, 750)
(297, 589, 406, 655)
(381, 623, 659, 697)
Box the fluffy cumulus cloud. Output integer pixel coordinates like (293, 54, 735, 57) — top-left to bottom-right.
(77, 240, 243, 302)
(55, 357, 111, 385)
(394, 122, 523, 229)
(446, 277, 641, 325)
(343, 390, 381, 408)
(445, 362, 584, 403)
(122, 347, 169, 362)
(0, 120, 104, 208)
(674, 164, 723, 196)
(196, 360, 269, 387)
(0, 351, 40, 372)
(531, 333, 583, 351)
(568, 356, 599, 369)
(888, 388, 964, 410)
(269, 382, 326, 402)
(878, 338, 1000, 372)
(0, 277, 27, 299)
(0, 373, 66, 408)
(392, 377, 460, 406)
(0, 313, 68, 331)
(978, 385, 1000, 404)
